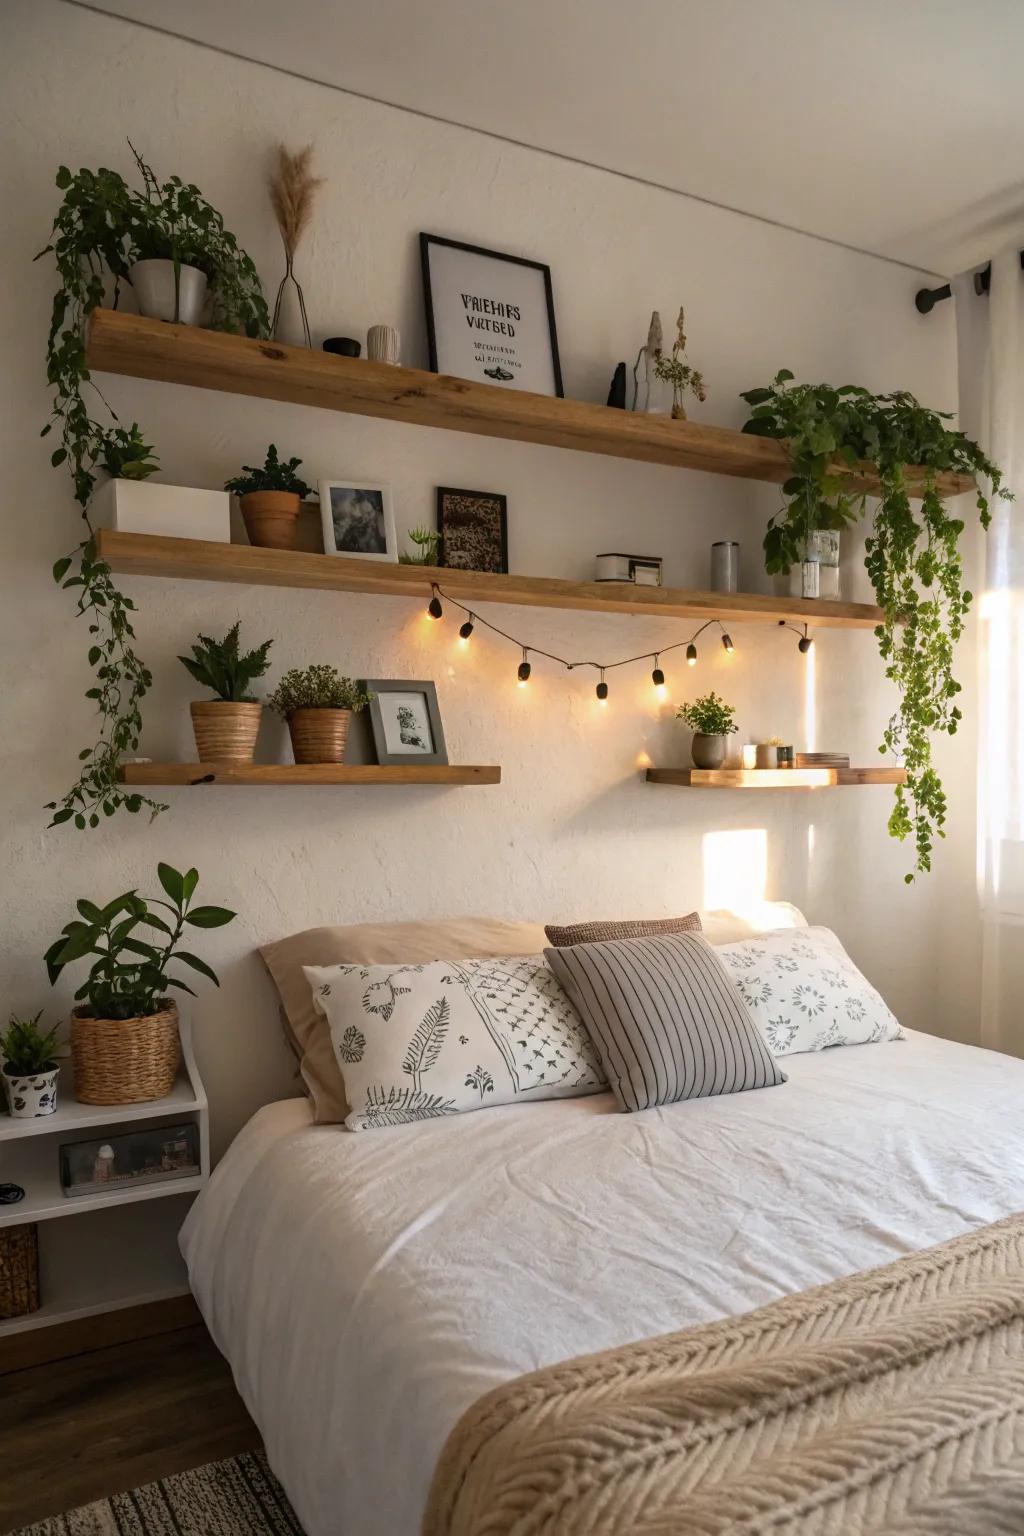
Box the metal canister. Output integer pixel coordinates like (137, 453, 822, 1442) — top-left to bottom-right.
(710, 541, 740, 593)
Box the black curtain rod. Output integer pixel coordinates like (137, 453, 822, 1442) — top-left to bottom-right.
(916, 251, 1024, 314)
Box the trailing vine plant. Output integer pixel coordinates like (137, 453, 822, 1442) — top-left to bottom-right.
(741, 372, 1010, 879)
(36, 147, 269, 830)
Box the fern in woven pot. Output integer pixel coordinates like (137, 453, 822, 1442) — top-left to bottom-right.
(179, 622, 273, 764)
(44, 863, 235, 1105)
(268, 666, 372, 764)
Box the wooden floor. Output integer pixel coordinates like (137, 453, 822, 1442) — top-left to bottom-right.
(0, 1317, 262, 1532)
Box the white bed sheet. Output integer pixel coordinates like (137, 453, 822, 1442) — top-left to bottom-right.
(181, 1030, 1024, 1536)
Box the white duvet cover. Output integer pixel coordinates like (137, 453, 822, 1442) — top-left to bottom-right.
(181, 1030, 1024, 1536)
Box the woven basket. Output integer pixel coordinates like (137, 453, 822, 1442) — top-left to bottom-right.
(0, 1224, 40, 1319)
(71, 1001, 180, 1105)
(288, 708, 352, 764)
(190, 700, 262, 762)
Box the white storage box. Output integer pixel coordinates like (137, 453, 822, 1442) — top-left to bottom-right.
(91, 480, 231, 542)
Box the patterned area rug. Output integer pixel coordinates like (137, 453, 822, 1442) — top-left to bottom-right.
(9, 1452, 303, 1535)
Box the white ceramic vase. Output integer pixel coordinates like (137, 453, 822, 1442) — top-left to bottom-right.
(3, 1065, 59, 1119)
(130, 259, 208, 325)
(367, 324, 401, 365)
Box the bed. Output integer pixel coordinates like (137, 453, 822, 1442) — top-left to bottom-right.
(181, 1026, 1024, 1536)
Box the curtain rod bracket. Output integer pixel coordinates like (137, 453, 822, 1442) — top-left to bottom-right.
(916, 254, 1023, 313)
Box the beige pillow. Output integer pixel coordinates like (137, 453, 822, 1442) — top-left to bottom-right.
(260, 918, 547, 1123)
(545, 912, 701, 948)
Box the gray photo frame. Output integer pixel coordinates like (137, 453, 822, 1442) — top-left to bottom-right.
(362, 679, 448, 766)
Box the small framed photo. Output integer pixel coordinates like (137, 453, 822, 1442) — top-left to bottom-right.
(319, 480, 397, 562)
(437, 486, 509, 574)
(363, 680, 448, 766)
(420, 234, 563, 397)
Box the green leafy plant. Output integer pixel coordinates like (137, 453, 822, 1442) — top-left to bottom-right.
(37, 147, 270, 832)
(676, 693, 738, 736)
(741, 370, 1010, 878)
(652, 306, 707, 418)
(1, 1013, 63, 1076)
(44, 863, 236, 1021)
(398, 526, 442, 565)
(178, 621, 273, 702)
(267, 666, 372, 717)
(224, 444, 310, 497)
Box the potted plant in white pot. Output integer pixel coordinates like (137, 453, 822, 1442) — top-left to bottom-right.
(268, 665, 372, 764)
(676, 692, 738, 769)
(90, 425, 232, 543)
(44, 862, 235, 1106)
(179, 622, 274, 763)
(225, 445, 311, 551)
(1, 1013, 63, 1119)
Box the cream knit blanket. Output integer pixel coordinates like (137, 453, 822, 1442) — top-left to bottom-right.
(424, 1213, 1024, 1535)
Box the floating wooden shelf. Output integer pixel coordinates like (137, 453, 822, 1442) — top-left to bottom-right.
(95, 531, 885, 629)
(87, 310, 973, 499)
(118, 762, 500, 786)
(646, 767, 907, 788)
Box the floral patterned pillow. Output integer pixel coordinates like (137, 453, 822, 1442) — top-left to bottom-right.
(716, 927, 904, 1056)
(304, 955, 606, 1131)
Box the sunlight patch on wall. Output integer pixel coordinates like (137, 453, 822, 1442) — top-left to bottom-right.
(702, 828, 768, 913)
(804, 636, 817, 754)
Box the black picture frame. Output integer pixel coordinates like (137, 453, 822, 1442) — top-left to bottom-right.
(362, 679, 448, 767)
(420, 233, 563, 397)
(436, 486, 509, 575)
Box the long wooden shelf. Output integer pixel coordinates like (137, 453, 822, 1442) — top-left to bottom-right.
(95, 531, 885, 629)
(118, 763, 500, 786)
(647, 767, 906, 788)
(86, 309, 972, 499)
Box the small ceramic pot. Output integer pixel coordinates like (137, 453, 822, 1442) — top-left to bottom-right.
(130, 259, 207, 325)
(288, 708, 352, 764)
(3, 1065, 59, 1119)
(367, 324, 400, 365)
(190, 701, 262, 763)
(691, 733, 727, 770)
(240, 491, 302, 550)
(323, 337, 361, 358)
(756, 743, 779, 770)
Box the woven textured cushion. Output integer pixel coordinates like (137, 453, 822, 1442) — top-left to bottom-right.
(545, 932, 786, 1113)
(545, 912, 701, 948)
(260, 918, 547, 1123)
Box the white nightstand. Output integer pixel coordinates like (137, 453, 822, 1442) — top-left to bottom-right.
(0, 1016, 209, 1336)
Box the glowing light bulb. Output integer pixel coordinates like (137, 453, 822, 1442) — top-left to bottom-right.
(721, 632, 734, 654)
(799, 632, 813, 654)
(596, 671, 609, 704)
(651, 663, 665, 689)
(517, 649, 531, 686)
(686, 643, 697, 666)
(427, 593, 443, 620)
(459, 617, 475, 642)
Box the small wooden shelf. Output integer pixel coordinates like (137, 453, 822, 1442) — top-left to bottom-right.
(95, 531, 885, 630)
(87, 309, 973, 499)
(646, 767, 907, 788)
(118, 762, 500, 786)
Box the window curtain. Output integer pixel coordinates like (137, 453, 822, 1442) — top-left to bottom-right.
(955, 248, 1024, 1054)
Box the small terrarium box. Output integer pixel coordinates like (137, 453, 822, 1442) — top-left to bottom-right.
(59, 1122, 200, 1200)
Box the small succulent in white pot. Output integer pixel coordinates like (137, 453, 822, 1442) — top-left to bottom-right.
(676, 692, 738, 770)
(1, 1012, 63, 1119)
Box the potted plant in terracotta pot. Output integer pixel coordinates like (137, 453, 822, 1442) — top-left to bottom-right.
(676, 692, 738, 769)
(225, 445, 311, 551)
(268, 665, 372, 764)
(44, 863, 235, 1106)
(178, 621, 273, 763)
(1, 1013, 63, 1120)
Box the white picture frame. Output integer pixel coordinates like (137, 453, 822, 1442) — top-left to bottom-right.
(319, 480, 397, 562)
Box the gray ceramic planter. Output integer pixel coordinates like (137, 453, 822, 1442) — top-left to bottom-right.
(691, 732, 727, 769)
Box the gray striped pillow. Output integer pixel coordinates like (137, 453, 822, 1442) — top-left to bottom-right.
(544, 932, 786, 1114)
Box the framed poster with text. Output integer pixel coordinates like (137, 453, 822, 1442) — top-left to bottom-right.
(420, 234, 563, 397)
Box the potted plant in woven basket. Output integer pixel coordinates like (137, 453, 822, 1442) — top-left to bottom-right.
(268, 665, 372, 764)
(44, 863, 235, 1106)
(225, 444, 311, 550)
(178, 621, 273, 763)
(1, 1012, 63, 1119)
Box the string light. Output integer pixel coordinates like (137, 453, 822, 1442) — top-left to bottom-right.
(721, 631, 734, 654)
(596, 669, 609, 704)
(651, 655, 666, 693)
(778, 620, 814, 654)
(427, 585, 443, 620)
(459, 615, 475, 642)
(686, 643, 698, 666)
(517, 648, 532, 686)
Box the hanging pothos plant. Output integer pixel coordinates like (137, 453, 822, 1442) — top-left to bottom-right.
(741, 371, 1011, 880)
(36, 145, 270, 830)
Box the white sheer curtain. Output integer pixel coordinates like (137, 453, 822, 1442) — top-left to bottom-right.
(955, 248, 1024, 1053)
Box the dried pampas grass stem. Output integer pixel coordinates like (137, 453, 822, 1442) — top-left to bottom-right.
(268, 144, 324, 262)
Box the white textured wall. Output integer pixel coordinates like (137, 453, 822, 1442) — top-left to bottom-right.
(3, 0, 975, 1232)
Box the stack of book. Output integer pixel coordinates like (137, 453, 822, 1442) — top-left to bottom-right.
(796, 752, 850, 769)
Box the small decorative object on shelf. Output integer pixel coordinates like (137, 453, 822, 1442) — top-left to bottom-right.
(756, 739, 785, 770)
(367, 323, 401, 365)
(268, 666, 373, 764)
(631, 310, 664, 413)
(363, 679, 448, 767)
(178, 621, 274, 764)
(594, 552, 663, 586)
(319, 480, 397, 562)
(0, 1225, 39, 1320)
(323, 337, 361, 358)
(653, 307, 707, 421)
(0, 1013, 63, 1120)
(437, 487, 508, 574)
(800, 554, 821, 599)
(0, 1184, 25, 1205)
(92, 470, 230, 544)
(44, 862, 235, 1106)
(741, 744, 758, 770)
(607, 362, 627, 409)
(710, 540, 740, 593)
(797, 752, 851, 768)
(398, 526, 442, 565)
(268, 143, 324, 348)
(676, 693, 738, 770)
(777, 745, 795, 768)
(60, 1122, 200, 1199)
(226, 445, 311, 551)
